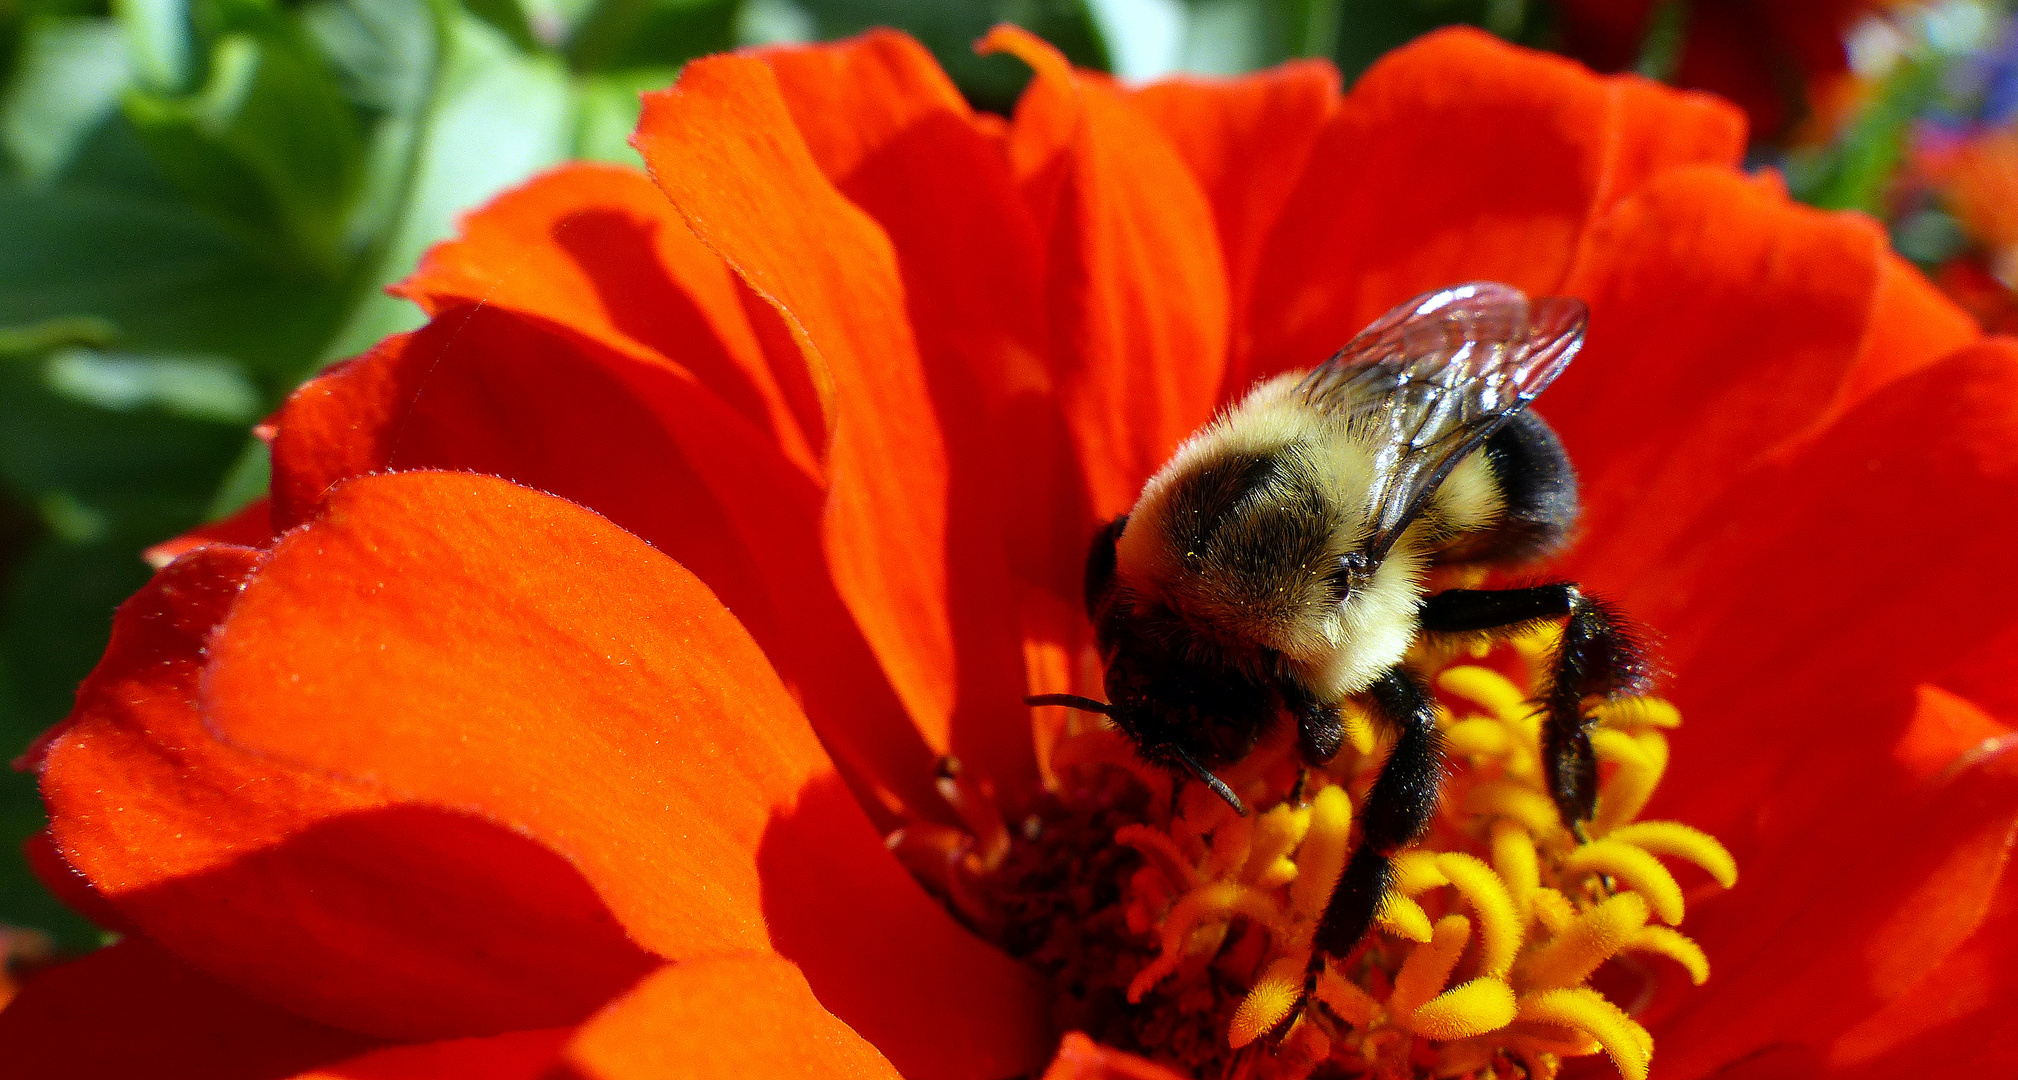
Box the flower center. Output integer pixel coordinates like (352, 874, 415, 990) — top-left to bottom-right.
(890, 626, 1735, 1080)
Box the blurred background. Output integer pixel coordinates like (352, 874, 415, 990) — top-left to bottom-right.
(1, 0, 2014, 961)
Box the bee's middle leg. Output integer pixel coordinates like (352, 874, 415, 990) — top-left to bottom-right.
(1310, 667, 1442, 967)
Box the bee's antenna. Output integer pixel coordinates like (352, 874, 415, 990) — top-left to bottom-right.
(1023, 693, 1112, 715)
(1171, 747, 1248, 817)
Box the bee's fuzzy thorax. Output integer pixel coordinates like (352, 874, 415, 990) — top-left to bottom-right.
(1112, 373, 1505, 699)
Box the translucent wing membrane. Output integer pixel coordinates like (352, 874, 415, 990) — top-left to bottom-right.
(1296, 283, 1588, 557)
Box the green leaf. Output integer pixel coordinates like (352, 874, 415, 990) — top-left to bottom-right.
(573, 64, 675, 164)
(0, 356, 250, 520)
(207, 435, 270, 518)
(0, 171, 348, 386)
(565, 0, 737, 72)
(459, 0, 542, 53)
(300, 0, 441, 116)
(42, 346, 260, 424)
(1785, 56, 1940, 215)
(1632, 0, 1687, 83)
(115, 0, 196, 92)
(1329, 0, 1549, 82)
(1180, 0, 1289, 75)
(1891, 206, 1967, 271)
(1, 16, 135, 186)
(1275, 0, 1342, 60)
(123, 24, 368, 275)
(320, 11, 576, 361)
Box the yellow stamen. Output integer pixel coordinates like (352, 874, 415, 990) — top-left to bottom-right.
(1127, 881, 1284, 1003)
(1516, 988, 1653, 1080)
(1244, 803, 1312, 883)
(1378, 891, 1435, 943)
(1590, 727, 1653, 769)
(1530, 888, 1577, 934)
(1465, 779, 1568, 841)
(1518, 892, 1650, 992)
(1410, 978, 1518, 1040)
(1490, 819, 1540, 922)
(1437, 664, 1528, 718)
(1435, 852, 1522, 978)
(1229, 956, 1303, 1049)
(1592, 696, 1682, 729)
(1340, 700, 1378, 756)
(1626, 925, 1711, 984)
(1314, 966, 1383, 1028)
(1391, 849, 1449, 895)
(1444, 717, 1512, 757)
(1591, 730, 1669, 835)
(1562, 841, 1686, 925)
(1390, 914, 1472, 1019)
(1286, 785, 1351, 926)
(1605, 820, 1739, 888)
(1252, 857, 1299, 889)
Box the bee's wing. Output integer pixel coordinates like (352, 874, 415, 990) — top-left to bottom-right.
(1296, 282, 1587, 558)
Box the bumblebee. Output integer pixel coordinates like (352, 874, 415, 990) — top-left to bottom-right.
(1030, 282, 1653, 968)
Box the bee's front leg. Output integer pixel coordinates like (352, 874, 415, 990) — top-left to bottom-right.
(1278, 678, 1344, 767)
(1310, 667, 1443, 967)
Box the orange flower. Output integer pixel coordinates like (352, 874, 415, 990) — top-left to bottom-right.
(5, 24, 2017, 1079)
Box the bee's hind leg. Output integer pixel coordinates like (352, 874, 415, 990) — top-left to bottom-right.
(1309, 667, 1442, 970)
(1418, 583, 1655, 826)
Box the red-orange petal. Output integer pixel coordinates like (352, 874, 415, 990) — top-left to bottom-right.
(635, 54, 971, 777)
(1550, 167, 1949, 593)
(1041, 1032, 1193, 1080)
(203, 471, 1052, 1079)
(559, 956, 902, 1079)
(758, 29, 1052, 796)
(1839, 245, 1983, 404)
(20, 830, 130, 935)
(287, 1030, 573, 1080)
(1127, 61, 1341, 391)
(981, 25, 1232, 520)
(268, 307, 941, 823)
(1246, 26, 1744, 377)
(1826, 849, 2018, 1078)
(392, 162, 820, 477)
(37, 545, 659, 1040)
(0, 936, 381, 1078)
(142, 495, 275, 567)
(1605, 343, 2018, 1068)
(1655, 732, 2018, 1076)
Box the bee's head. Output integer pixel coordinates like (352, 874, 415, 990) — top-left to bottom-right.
(1029, 631, 1273, 816)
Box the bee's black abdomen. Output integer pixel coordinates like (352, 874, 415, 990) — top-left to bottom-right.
(1474, 409, 1580, 564)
